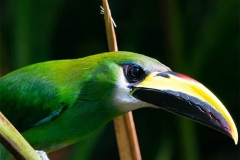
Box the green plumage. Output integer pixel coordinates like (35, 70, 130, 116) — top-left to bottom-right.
(0, 51, 165, 158)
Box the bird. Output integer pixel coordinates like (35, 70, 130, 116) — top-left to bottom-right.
(0, 51, 238, 159)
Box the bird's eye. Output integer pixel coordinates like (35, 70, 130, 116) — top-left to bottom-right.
(124, 64, 146, 83)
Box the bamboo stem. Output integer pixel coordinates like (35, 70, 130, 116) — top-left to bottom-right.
(0, 112, 42, 160)
(102, 0, 118, 51)
(102, 0, 141, 160)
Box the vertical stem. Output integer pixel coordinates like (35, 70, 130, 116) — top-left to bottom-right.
(124, 112, 141, 160)
(179, 119, 199, 160)
(14, 0, 31, 69)
(159, 0, 199, 159)
(102, 0, 141, 160)
(102, 0, 118, 51)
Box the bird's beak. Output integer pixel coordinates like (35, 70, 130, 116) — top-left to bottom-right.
(130, 71, 238, 144)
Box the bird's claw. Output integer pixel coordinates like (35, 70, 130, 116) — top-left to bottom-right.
(36, 150, 50, 160)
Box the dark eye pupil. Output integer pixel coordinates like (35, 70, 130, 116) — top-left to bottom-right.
(125, 64, 145, 83)
(130, 66, 140, 78)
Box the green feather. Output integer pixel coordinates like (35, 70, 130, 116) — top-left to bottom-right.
(0, 51, 166, 158)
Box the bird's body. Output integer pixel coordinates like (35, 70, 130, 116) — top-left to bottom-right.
(0, 52, 237, 159)
(0, 52, 168, 157)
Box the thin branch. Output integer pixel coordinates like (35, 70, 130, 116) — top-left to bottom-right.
(102, 0, 118, 51)
(0, 112, 42, 160)
(102, 0, 141, 160)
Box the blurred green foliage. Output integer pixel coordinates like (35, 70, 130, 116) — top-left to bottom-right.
(0, 0, 239, 160)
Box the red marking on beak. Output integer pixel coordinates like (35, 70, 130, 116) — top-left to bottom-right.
(174, 73, 199, 83)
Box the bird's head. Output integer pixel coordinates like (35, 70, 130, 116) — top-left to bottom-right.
(81, 51, 238, 144)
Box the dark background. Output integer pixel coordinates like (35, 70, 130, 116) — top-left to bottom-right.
(0, 0, 239, 159)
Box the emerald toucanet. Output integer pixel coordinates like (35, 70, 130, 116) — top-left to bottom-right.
(0, 51, 238, 159)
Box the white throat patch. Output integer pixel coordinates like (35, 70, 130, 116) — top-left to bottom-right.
(113, 69, 153, 113)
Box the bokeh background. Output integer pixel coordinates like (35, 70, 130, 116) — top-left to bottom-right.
(0, 0, 239, 159)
